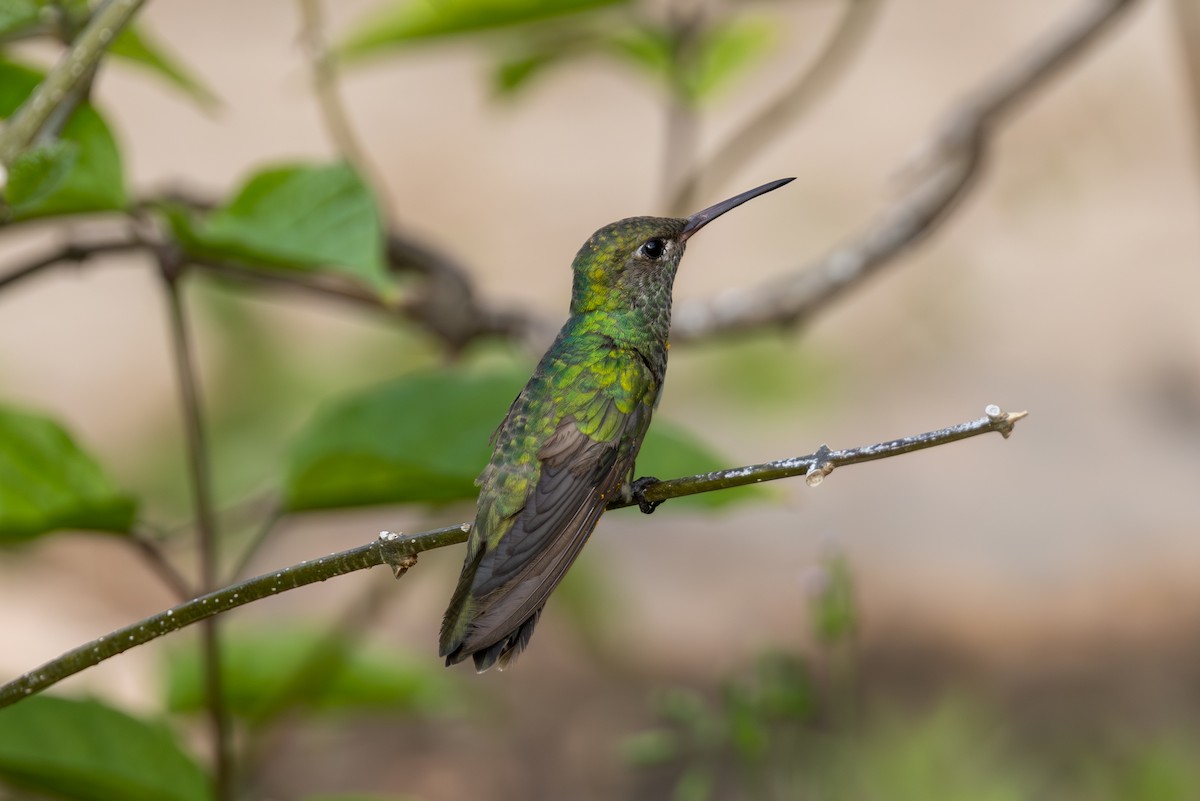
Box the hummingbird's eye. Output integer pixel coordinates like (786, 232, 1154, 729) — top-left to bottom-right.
(639, 238, 666, 260)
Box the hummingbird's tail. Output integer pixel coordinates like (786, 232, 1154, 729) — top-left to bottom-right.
(439, 545, 545, 672)
(444, 608, 543, 672)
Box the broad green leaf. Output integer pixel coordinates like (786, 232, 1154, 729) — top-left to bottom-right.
(169, 162, 392, 297)
(284, 366, 754, 513)
(339, 0, 627, 61)
(284, 368, 516, 512)
(109, 23, 218, 110)
(0, 60, 126, 218)
(4, 139, 78, 212)
(0, 0, 41, 41)
(163, 625, 462, 723)
(0, 695, 209, 801)
(0, 404, 136, 542)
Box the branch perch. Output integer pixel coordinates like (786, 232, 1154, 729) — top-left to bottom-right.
(0, 404, 1026, 708)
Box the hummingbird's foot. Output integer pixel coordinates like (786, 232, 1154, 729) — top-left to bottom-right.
(628, 476, 662, 515)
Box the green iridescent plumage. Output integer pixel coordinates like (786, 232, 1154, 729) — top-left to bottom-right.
(439, 179, 793, 671)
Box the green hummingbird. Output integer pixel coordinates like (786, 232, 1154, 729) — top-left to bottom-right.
(439, 177, 794, 671)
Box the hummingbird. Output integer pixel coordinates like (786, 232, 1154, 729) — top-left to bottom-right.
(439, 177, 794, 671)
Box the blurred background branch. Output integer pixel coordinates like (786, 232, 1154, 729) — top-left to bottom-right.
(670, 0, 1138, 342)
(666, 0, 883, 215)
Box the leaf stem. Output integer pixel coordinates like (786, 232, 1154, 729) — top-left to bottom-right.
(0, 405, 1026, 708)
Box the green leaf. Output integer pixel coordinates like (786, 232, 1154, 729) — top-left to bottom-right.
(606, 23, 672, 81)
(0, 0, 42, 41)
(492, 48, 568, 96)
(164, 625, 462, 723)
(0, 695, 209, 801)
(605, 18, 774, 105)
(339, 0, 628, 61)
(683, 18, 774, 103)
(284, 365, 754, 513)
(0, 404, 136, 542)
(0, 59, 126, 218)
(108, 23, 218, 110)
(284, 368, 516, 512)
(169, 162, 392, 297)
(4, 139, 78, 212)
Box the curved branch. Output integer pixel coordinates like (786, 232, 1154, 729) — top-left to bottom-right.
(0, 230, 545, 349)
(671, 0, 1140, 342)
(0, 404, 1026, 707)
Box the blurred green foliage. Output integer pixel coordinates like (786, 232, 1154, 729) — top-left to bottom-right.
(0, 59, 125, 219)
(623, 553, 1200, 801)
(0, 696, 209, 801)
(164, 162, 395, 298)
(338, 0, 775, 106)
(0, 404, 136, 541)
(163, 624, 465, 726)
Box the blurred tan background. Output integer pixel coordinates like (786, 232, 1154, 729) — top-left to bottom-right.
(1, 0, 1199, 797)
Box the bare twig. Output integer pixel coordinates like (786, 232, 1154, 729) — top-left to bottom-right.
(668, 0, 882, 214)
(160, 256, 234, 801)
(228, 501, 284, 582)
(662, 9, 704, 214)
(0, 404, 1026, 707)
(0, 229, 543, 349)
(0, 237, 144, 291)
(127, 527, 195, 600)
(0, 0, 147, 168)
(296, 0, 393, 221)
(670, 0, 1139, 342)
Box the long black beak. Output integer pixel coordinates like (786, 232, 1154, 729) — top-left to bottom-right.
(679, 177, 795, 241)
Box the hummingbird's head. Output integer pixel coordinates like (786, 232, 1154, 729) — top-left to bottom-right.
(569, 178, 795, 318)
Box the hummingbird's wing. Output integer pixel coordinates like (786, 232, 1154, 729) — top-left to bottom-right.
(440, 352, 656, 671)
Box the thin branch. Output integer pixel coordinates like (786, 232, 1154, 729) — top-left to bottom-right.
(668, 0, 882, 214)
(296, 0, 394, 221)
(0, 0, 146, 168)
(128, 527, 195, 600)
(670, 0, 1140, 342)
(0, 237, 143, 292)
(228, 501, 284, 582)
(0, 230, 543, 350)
(661, 8, 704, 214)
(0, 404, 1027, 708)
(160, 257, 234, 801)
